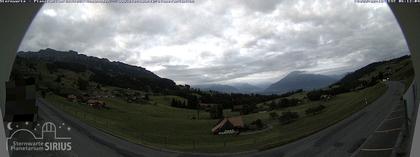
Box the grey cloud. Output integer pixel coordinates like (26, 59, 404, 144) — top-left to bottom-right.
(200, 51, 215, 59)
(240, 0, 283, 13)
(142, 56, 172, 65)
(19, 1, 409, 85)
(157, 50, 318, 84)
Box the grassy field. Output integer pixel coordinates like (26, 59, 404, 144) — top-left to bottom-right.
(44, 82, 388, 153)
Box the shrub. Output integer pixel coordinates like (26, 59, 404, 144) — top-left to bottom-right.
(305, 105, 326, 116)
(278, 111, 299, 125)
(307, 90, 323, 101)
(269, 112, 279, 120)
(77, 78, 89, 90)
(251, 119, 264, 129)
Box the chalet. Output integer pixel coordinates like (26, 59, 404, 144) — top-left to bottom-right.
(320, 95, 332, 101)
(78, 96, 89, 103)
(199, 103, 218, 111)
(67, 94, 77, 102)
(211, 116, 244, 135)
(87, 99, 106, 109)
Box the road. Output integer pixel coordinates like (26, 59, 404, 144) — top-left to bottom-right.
(18, 81, 404, 157)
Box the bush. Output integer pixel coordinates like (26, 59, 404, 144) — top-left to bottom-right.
(170, 98, 186, 108)
(305, 105, 326, 116)
(307, 90, 323, 101)
(251, 119, 264, 129)
(279, 98, 300, 108)
(56, 88, 80, 98)
(269, 98, 301, 110)
(278, 111, 299, 125)
(77, 78, 89, 90)
(269, 112, 279, 120)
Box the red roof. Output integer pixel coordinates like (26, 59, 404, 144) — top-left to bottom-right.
(211, 116, 244, 133)
(228, 116, 244, 127)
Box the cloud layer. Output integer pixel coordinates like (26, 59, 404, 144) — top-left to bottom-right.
(19, 0, 409, 85)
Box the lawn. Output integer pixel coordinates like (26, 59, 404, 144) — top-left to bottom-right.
(44, 82, 388, 153)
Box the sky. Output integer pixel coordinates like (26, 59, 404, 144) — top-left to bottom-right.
(19, 0, 409, 86)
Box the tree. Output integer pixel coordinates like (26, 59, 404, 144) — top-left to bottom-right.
(55, 75, 62, 83)
(269, 112, 279, 120)
(251, 119, 264, 129)
(187, 95, 199, 109)
(307, 90, 323, 101)
(241, 104, 257, 115)
(46, 63, 58, 74)
(171, 98, 176, 107)
(77, 78, 89, 90)
(171, 98, 187, 108)
(377, 72, 384, 80)
(171, 98, 183, 108)
(305, 105, 326, 116)
(209, 104, 223, 119)
(367, 78, 378, 87)
(278, 98, 299, 108)
(38, 74, 43, 81)
(144, 94, 150, 101)
(41, 91, 47, 98)
(278, 111, 299, 125)
(269, 101, 277, 110)
(96, 84, 101, 89)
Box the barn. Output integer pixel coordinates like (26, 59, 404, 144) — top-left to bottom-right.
(87, 99, 106, 109)
(211, 116, 244, 135)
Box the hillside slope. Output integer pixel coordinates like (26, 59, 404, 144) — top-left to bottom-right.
(335, 55, 413, 87)
(16, 48, 177, 91)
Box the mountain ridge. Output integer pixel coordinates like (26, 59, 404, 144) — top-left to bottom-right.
(263, 71, 338, 94)
(17, 48, 177, 91)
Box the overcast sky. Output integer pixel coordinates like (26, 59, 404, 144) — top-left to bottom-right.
(19, 0, 409, 85)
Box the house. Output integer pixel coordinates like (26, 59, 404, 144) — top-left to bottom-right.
(67, 94, 77, 102)
(211, 116, 244, 135)
(78, 96, 89, 103)
(87, 99, 106, 109)
(320, 95, 332, 101)
(199, 103, 218, 111)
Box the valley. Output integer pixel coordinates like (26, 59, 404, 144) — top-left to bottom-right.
(10, 49, 414, 153)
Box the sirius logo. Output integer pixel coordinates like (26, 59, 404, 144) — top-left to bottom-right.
(6, 122, 72, 152)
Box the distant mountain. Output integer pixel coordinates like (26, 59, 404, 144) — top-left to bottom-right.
(328, 73, 347, 80)
(232, 83, 262, 93)
(193, 84, 239, 93)
(263, 71, 338, 94)
(17, 48, 177, 91)
(193, 83, 263, 94)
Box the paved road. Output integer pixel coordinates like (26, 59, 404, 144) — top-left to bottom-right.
(354, 101, 405, 157)
(27, 81, 404, 157)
